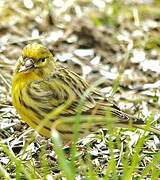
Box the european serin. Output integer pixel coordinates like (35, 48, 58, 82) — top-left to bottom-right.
(12, 43, 160, 143)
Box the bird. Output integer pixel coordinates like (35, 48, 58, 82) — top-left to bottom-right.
(12, 43, 160, 143)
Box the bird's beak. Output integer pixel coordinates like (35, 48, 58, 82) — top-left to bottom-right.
(19, 58, 34, 72)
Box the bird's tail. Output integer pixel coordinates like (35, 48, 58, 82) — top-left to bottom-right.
(133, 124, 160, 136)
(111, 109, 160, 136)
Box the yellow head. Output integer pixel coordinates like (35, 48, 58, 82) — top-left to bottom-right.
(15, 43, 57, 77)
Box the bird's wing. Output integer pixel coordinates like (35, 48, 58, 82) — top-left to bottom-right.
(27, 66, 160, 142)
(28, 66, 144, 125)
(27, 66, 99, 118)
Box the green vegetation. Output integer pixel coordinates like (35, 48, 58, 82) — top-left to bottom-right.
(0, 0, 160, 179)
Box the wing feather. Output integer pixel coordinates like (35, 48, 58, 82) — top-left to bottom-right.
(27, 66, 143, 125)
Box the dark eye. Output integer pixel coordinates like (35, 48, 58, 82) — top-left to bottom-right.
(41, 58, 45, 62)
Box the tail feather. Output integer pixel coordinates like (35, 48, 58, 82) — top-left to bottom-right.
(111, 109, 160, 136)
(133, 124, 160, 136)
(93, 105, 160, 136)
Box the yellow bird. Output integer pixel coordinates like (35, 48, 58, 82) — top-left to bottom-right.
(12, 43, 160, 143)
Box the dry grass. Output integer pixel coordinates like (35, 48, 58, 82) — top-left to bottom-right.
(0, 0, 160, 179)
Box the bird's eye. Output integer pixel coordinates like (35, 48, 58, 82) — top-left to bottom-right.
(41, 58, 45, 62)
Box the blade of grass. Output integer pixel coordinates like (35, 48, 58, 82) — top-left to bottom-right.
(51, 130, 75, 180)
(140, 152, 160, 179)
(0, 142, 33, 179)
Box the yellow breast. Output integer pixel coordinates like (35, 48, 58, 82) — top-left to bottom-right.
(12, 72, 51, 137)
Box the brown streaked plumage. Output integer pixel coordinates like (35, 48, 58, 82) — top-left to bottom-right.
(12, 43, 160, 143)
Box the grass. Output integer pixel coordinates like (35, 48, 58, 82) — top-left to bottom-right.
(1, 0, 160, 179)
(1, 112, 160, 179)
(1, 46, 159, 179)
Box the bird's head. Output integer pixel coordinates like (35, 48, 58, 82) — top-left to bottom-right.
(15, 43, 57, 77)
